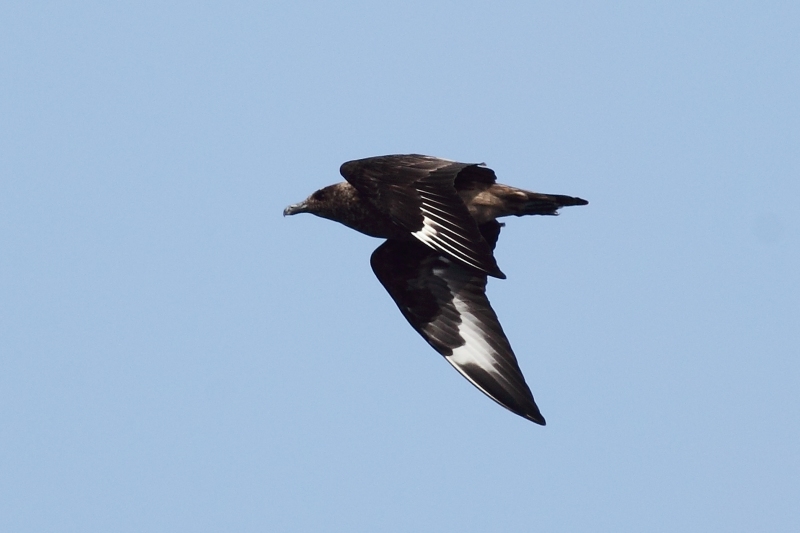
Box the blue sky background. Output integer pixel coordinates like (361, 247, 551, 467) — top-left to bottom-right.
(2, 1, 798, 531)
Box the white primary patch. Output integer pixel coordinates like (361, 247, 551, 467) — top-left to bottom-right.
(411, 214, 482, 272)
(445, 292, 502, 378)
(411, 214, 438, 246)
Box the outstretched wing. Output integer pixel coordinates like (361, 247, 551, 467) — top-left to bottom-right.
(370, 222, 545, 425)
(342, 154, 505, 279)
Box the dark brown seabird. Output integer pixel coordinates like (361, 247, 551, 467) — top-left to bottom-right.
(284, 154, 587, 425)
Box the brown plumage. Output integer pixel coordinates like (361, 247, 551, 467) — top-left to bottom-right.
(285, 154, 587, 278)
(284, 154, 587, 424)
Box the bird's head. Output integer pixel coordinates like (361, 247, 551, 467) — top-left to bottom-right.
(283, 182, 352, 221)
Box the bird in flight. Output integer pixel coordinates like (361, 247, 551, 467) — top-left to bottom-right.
(284, 154, 587, 424)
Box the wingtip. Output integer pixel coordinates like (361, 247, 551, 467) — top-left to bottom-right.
(491, 269, 507, 280)
(527, 412, 546, 426)
(487, 259, 506, 279)
(519, 400, 546, 425)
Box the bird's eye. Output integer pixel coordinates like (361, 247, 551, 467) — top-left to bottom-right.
(312, 190, 326, 201)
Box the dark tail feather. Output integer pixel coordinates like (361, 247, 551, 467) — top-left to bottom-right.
(519, 192, 588, 216)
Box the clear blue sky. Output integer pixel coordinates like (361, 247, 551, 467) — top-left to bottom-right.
(2, 2, 798, 531)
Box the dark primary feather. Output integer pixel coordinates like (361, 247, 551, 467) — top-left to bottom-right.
(370, 222, 545, 424)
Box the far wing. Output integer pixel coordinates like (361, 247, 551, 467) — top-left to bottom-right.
(370, 224, 544, 425)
